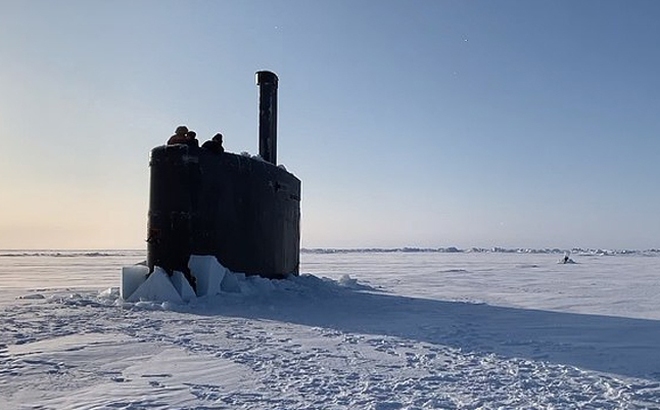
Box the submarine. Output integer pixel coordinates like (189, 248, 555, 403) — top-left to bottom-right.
(145, 71, 301, 287)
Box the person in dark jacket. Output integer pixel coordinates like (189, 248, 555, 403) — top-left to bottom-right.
(202, 133, 224, 154)
(185, 130, 199, 147)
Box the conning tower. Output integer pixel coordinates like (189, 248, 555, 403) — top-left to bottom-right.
(146, 71, 301, 280)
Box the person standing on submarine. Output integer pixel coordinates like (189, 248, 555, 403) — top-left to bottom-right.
(167, 125, 199, 147)
(202, 133, 224, 154)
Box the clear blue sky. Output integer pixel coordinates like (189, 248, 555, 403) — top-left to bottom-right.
(1, 0, 659, 250)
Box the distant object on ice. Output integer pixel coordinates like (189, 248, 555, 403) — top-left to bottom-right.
(559, 252, 577, 264)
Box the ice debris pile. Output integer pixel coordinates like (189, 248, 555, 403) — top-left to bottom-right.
(121, 255, 252, 303)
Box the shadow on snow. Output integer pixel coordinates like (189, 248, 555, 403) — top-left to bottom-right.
(189, 275, 660, 381)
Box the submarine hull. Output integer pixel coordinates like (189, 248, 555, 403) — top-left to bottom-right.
(147, 144, 301, 279)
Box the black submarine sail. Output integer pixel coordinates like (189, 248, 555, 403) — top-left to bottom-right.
(146, 71, 301, 281)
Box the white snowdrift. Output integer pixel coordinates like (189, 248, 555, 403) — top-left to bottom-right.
(125, 267, 183, 303)
(121, 255, 270, 303)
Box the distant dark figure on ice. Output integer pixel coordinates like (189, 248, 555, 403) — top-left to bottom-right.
(202, 133, 225, 154)
(561, 252, 576, 264)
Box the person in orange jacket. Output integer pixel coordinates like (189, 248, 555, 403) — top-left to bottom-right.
(167, 125, 199, 147)
(167, 125, 189, 145)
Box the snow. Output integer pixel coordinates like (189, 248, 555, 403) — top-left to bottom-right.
(1, 250, 660, 408)
(120, 254, 231, 302)
(125, 266, 183, 304)
(188, 254, 227, 297)
(170, 271, 196, 302)
(120, 264, 148, 300)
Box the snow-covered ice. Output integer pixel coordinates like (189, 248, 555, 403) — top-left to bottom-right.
(1, 249, 660, 409)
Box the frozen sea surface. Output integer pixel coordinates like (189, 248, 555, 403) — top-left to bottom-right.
(1, 250, 659, 409)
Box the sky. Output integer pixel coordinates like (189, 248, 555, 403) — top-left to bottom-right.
(1, 0, 659, 250)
